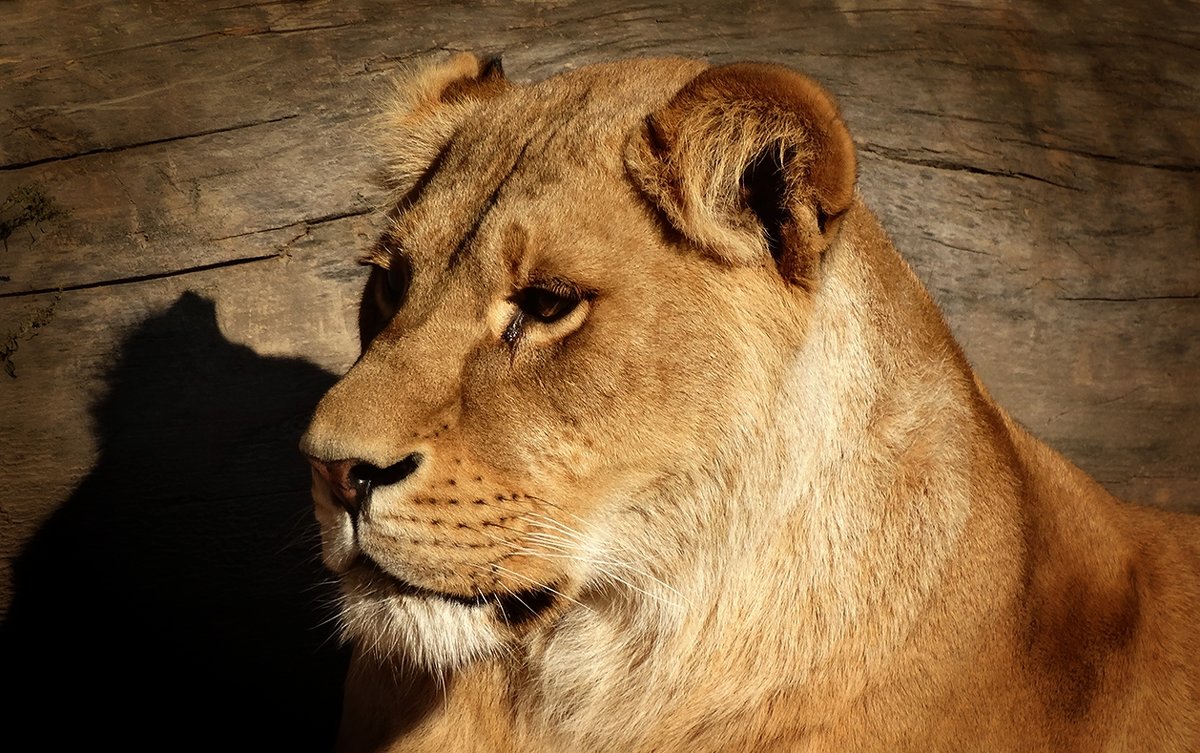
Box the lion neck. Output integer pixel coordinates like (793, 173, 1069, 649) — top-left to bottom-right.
(494, 202, 1003, 750)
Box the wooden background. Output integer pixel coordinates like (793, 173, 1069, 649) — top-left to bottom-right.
(1, 1, 1196, 749)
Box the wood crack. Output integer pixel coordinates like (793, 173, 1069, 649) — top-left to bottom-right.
(1056, 294, 1200, 302)
(888, 107, 1199, 173)
(210, 0, 299, 10)
(50, 19, 362, 62)
(210, 207, 374, 241)
(857, 142, 1081, 190)
(238, 21, 361, 37)
(992, 137, 1200, 174)
(921, 236, 996, 258)
(75, 31, 227, 61)
(0, 114, 300, 172)
(0, 207, 374, 299)
(0, 255, 281, 299)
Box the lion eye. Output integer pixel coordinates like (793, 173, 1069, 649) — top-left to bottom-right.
(514, 286, 579, 324)
(384, 256, 412, 303)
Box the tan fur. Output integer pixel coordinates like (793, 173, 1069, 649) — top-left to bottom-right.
(300, 54, 1200, 752)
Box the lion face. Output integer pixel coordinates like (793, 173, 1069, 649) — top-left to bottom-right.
(300, 55, 855, 669)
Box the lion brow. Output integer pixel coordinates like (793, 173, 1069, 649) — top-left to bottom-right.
(446, 136, 534, 270)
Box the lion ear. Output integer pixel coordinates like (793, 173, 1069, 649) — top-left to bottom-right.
(374, 52, 511, 194)
(422, 53, 510, 107)
(626, 63, 856, 288)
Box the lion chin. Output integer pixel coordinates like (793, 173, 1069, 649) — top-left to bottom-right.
(338, 579, 502, 671)
(300, 52, 1200, 753)
(310, 463, 560, 671)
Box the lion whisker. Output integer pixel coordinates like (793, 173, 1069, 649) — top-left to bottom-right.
(518, 511, 591, 544)
(522, 528, 659, 571)
(516, 528, 680, 602)
(505, 546, 689, 610)
(521, 493, 592, 528)
(487, 563, 587, 610)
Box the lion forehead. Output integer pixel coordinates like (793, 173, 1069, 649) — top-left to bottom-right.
(381, 58, 706, 200)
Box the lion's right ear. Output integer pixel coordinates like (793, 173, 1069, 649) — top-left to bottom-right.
(373, 52, 511, 195)
(626, 63, 856, 289)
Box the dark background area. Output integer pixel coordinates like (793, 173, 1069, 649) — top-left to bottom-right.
(1, 293, 347, 749)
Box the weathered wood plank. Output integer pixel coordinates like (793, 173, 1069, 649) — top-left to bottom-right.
(1, 0, 364, 167)
(4, 2, 1194, 291)
(0, 113, 379, 294)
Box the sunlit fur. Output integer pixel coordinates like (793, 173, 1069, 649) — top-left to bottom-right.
(310, 475, 503, 669)
(301, 54, 1200, 752)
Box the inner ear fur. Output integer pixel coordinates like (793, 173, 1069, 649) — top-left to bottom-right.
(372, 52, 511, 196)
(626, 62, 857, 287)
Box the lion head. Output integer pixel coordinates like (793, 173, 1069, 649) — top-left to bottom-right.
(300, 53, 861, 671)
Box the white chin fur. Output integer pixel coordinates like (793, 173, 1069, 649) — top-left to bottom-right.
(341, 590, 503, 670)
(312, 471, 502, 669)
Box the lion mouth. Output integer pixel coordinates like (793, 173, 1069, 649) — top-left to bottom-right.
(354, 555, 558, 626)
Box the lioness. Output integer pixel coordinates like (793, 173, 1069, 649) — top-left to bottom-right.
(300, 54, 1200, 752)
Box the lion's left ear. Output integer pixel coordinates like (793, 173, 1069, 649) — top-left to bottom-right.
(626, 63, 856, 288)
(374, 52, 511, 196)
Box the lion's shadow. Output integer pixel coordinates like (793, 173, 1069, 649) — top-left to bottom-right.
(1, 292, 351, 751)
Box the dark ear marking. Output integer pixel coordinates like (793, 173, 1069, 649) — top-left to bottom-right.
(643, 113, 670, 159)
(440, 53, 512, 105)
(373, 52, 514, 201)
(479, 54, 505, 80)
(815, 204, 830, 235)
(740, 145, 791, 265)
(626, 61, 857, 288)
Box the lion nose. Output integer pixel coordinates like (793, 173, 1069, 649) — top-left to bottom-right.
(305, 454, 423, 513)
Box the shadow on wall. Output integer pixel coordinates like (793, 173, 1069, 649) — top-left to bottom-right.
(2, 292, 350, 752)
